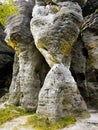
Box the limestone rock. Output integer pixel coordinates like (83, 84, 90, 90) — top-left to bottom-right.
(0, 23, 14, 97)
(5, 0, 49, 109)
(31, 1, 83, 68)
(37, 64, 88, 121)
(36, 0, 86, 6)
(81, 12, 98, 108)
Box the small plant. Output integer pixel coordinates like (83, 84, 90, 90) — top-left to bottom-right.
(0, 0, 18, 25)
(25, 115, 76, 130)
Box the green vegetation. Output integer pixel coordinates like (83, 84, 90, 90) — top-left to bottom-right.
(25, 115, 76, 130)
(0, 0, 18, 25)
(0, 104, 34, 126)
(0, 104, 76, 129)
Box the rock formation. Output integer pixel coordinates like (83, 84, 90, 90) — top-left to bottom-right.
(0, 23, 14, 97)
(36, 64, 88, 121)
(31, 1, 83, 68)
(31, 0, 88, 120)
(81, 11, 98, 108)
(70, 37, 87, 102)
(5, 0, 49, 109)
(3, 0, 98, 122)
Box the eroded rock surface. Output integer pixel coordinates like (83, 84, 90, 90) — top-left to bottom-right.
(81, 12, 98, 108)
(31, 1, 83, 68)
(35, 0, 86, 6)
(31, 0, 89, 120)
(37, 64, 88, 121)
(70, 37, 89, 104)
(4, 0, 98, 122)
(5, 0, 49, 109)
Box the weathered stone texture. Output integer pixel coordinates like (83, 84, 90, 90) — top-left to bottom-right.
(35, 0, 86, 6)
(81, 12, 98, 108)
(70, 38, 88, 102)
(31, 1, 83, 68)
(37, 64, 88, 121)
(5, 0, 49, 109)
(31, 0, 89, 120)
(4, 0, 98, 121)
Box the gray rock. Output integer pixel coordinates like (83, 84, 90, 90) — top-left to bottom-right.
(70, 38, 88, 103)
(31, 1, 83, 68)
(35, 0, 86, 6)
(5, 0, 49, 109)
(81, 12, 98, 108)
(37, 64, 88, 121)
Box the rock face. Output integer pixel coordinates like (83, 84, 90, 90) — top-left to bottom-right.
(35, 0, 86, 6)
(81, 12, 98, 108)
(5, 0, 49, 109)
(31, 1, 83, 68)
(31, 0, 88, 120)
(70, 38, 88, 102)
(0, 23, 14, 97)
(4, 0, 98, 122)
(37, 64, 88, 121)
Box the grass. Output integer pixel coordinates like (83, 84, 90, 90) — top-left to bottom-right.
(25, 115, 76, 130)
(0, 104, 34, 126)
(0, 104, 76, 130)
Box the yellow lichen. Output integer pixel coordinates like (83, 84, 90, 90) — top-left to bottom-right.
(37, 40, 59, 68)
(7, 40, 21, 55)
(59, 43, 71, 57)
(51, 5, 60, 14)
(87, 43, 96, 50)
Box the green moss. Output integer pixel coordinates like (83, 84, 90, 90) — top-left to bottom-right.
(25, 115, 76, 130)
(62, 99, 71, 105)
(0, 105, 34, 126)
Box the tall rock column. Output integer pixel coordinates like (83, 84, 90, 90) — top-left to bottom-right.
(5, 0, 49, 110)
(31, 0, 89, 120)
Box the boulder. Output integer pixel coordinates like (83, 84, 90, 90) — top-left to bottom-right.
(37, 64, 88, 121)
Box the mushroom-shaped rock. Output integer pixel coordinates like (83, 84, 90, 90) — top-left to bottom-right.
(31, 1, 83, 68)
